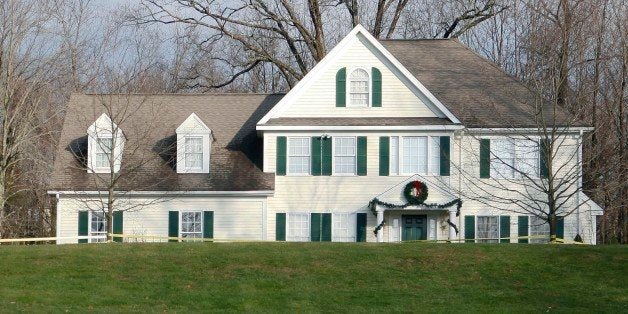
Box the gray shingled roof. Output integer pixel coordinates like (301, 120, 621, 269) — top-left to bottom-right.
(50, 93, 282, 191)
(380, 39, 584, 128)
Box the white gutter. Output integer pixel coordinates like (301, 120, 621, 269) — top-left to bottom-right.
(466, 127, 594, 133)
(257, 125, 465, 131)
(47, 190, 275, 197)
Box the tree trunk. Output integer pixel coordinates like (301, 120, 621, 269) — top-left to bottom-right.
(549, 213, 557, 243)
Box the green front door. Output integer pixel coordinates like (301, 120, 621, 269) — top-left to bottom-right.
(402, 215, 427, 241)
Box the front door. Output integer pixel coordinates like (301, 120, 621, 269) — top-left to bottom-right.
(402, 215, 427, 241)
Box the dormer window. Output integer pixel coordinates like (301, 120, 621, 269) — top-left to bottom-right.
(176, 113, 212, 173)
(87, 113, 124, 174)
(349, 68, 369, 107)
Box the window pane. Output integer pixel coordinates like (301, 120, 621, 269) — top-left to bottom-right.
(516, 139, 539, 177)
(529, 216, 549, 244)
(90, 212, 107, 243)
(95, 138, 113, 168)
(430, 137, 440, 175)
(180, 211, 203, 240)
(491, 139, 515, 178)
(334, 138, 356, 174)
(349, 69, 369, 107)
(402, 137, 427, 174)
(332, 213, 356, 242)
(288, 138, 310, 174)
(287, 213, 310, 242)
(476, 216, 499, 243)
(390, 136, 399, 175)
(184, 137, 203, 169)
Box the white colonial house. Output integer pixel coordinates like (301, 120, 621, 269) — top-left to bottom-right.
(49, 25, 603, 245)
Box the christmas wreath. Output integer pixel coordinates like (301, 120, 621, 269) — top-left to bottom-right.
(403, 180, 429, 205)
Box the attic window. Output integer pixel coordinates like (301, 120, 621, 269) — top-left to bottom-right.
(176, 113, 212, 174)
(349, 68, 369, 107)
(87, 113, 124, 174)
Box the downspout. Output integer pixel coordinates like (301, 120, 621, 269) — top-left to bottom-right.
(576, 130, 582, 239)
(55, 193, 60, 244)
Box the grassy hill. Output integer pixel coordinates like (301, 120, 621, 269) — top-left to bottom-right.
(0, 243, 625, 312)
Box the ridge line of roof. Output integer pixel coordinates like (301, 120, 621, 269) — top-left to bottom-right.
(379, 38, 456, 41)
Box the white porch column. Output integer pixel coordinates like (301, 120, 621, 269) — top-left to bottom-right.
(376, 209, 384, 243)
(448, 209, 457, 242)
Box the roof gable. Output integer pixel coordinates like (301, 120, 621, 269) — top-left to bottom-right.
(258, 25, 460, 125)
(176, 112, 211, 134)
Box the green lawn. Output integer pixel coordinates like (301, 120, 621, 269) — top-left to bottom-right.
(0, 243, 625, 312)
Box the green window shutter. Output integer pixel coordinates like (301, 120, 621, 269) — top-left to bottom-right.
(310, 213, 322, 241)
(480, 139, 491, 178)
(168, 211, 179, 242)
(321, 213, 332, 242)
(276, 136, 287, 176)
(203, 211, 214, 239)
(78, 211, 88, 244)
(518, 216, 529, 244)
(311, 137, 322, 176)
(336, 68, 346, 107)
(540, 138, 549, 178)
(356, 213, 367, 242)
(556, 216, 564, 240)
(500, 216, 510, 243)
(276, 213, 286, 241)
(113, 211, 123, 243)
(357, 136, 367, 176)
(372, 67, 382, 107)
(379, 137, 390, 176)
(322, 137, 332, 176)
(440, 136, 451, 176)
(464, 216, 475, 243)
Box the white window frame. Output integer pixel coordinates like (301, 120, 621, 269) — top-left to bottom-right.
(529, 216, 550, 244)
(179, 211, 204, 240)
(332, 136, 357, 176)
(490, 137, 540, 179)
(176, 113, 212, 174)
(183, 136, 204, 171)
(93, 136, 113, 171)
(475, 215, 500, 243)
(286, 213, 310, 242)
(332, 213, 356, 242)
(346, 67, 370, 108)
(287, 137, 311, 175)
(90, 211, 107, 243)
(392, 136, 441, 176)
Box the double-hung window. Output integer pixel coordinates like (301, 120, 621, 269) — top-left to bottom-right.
(334, 137, 356, 175)
(476, 216, 499, 243)
(491, 138, 539, 179)
(529, 216, 549, 244)
(332, 213, 356, 242)
(90, 212, 107, 243)
(287, 213, 310, 242)
(288, 137, 310, 175)
(390, 136, 440, 175)
(184, 137, 203, 170)
(349, 69, 369, 107)
(180, 211, 203, 239)
(94, 137, 113, 169)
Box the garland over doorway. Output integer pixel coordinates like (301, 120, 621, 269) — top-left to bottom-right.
(368, 180, 462, 236)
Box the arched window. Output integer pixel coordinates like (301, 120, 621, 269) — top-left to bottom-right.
(349, 69, 369, 107)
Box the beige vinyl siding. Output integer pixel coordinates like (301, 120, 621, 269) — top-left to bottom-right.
(279, 35, 439, 118)
(56, 196, 266, 244)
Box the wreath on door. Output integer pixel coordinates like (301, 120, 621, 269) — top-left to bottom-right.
(403, 180, 429, 205)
